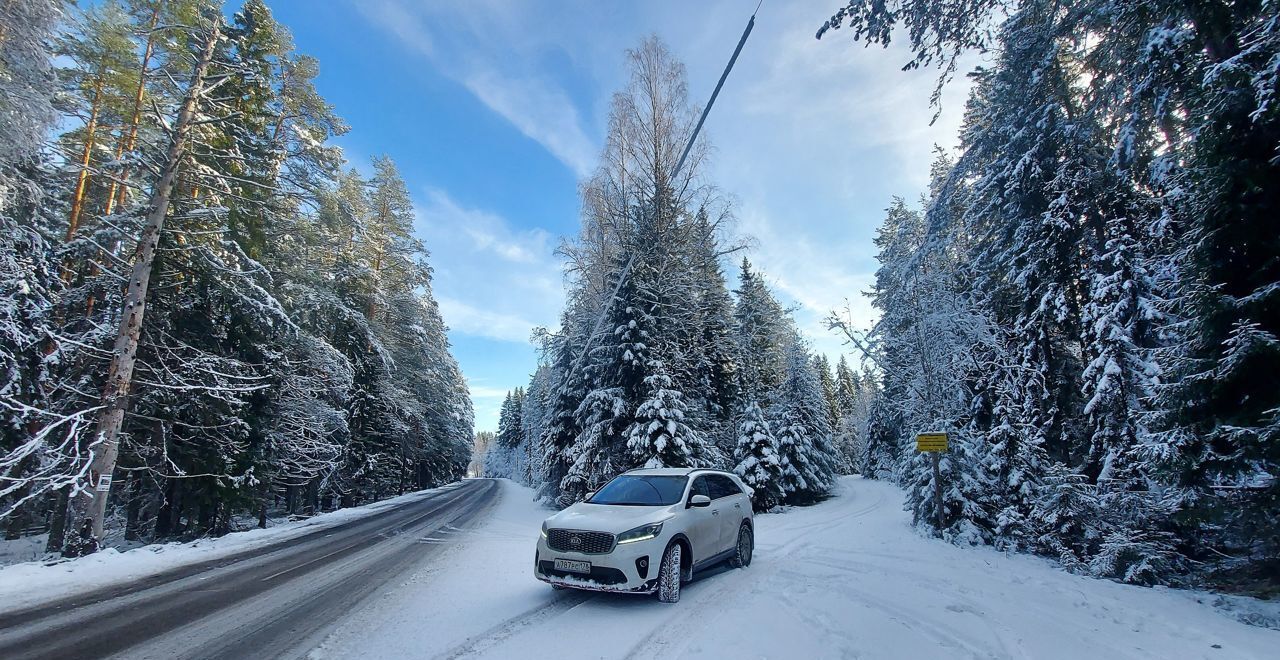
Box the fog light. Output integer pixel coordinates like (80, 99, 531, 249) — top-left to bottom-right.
(635, 556, 650, 579)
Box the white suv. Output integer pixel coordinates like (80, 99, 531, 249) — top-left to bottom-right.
(534, 468, 754, 603)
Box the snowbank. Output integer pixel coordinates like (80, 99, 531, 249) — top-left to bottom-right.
(0, 482, 466, 615)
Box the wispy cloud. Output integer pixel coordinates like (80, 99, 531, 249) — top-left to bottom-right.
(356, 0, 597, 177)
(437, 297, 540, 344)
(468, 384, 511, 400)
(414, 188, 563, 344)
(460, 71, 596, 178)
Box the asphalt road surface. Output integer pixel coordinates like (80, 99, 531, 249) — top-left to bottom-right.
(0, 479, 500, 660)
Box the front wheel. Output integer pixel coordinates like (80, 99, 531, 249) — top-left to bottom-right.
(730, 523, 753, 568)
(657, 543, 682, 603)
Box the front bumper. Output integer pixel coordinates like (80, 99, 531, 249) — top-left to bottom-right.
(534, 533, 665, 594)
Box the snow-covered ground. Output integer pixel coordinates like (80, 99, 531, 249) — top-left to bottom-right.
(314, 477, 1279, 660)
(0, 482, 467, 615)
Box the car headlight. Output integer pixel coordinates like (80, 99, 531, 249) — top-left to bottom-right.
(616, 522, 663, 545)
(540, 522, 548, 539)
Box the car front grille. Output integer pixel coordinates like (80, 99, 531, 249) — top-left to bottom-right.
(547, 528, 615, 554)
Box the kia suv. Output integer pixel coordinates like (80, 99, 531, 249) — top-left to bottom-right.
(534, 468, 754, 603)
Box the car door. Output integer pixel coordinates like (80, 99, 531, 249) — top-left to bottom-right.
(685, 476, 721, 562)
(708, 475, 746, 552)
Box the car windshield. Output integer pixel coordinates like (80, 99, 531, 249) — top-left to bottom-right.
(587, 475, 688, 506)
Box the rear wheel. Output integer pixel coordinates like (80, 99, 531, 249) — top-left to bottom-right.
(657, 543, 682, 603)
(730, 523, 753, 568)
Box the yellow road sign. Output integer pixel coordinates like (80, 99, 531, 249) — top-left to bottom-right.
(916, 432, 948, 452)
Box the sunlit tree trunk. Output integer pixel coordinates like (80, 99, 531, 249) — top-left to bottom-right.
(104, 2, 161, 216)
(63, 22, 223, 556)
(65, 71, 106, 247)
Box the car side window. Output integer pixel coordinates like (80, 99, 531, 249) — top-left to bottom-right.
(708, 475, 740, 500)
(689, 476, 710, 501)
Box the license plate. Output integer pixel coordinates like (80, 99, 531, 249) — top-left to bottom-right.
(554, 558, 591, 574)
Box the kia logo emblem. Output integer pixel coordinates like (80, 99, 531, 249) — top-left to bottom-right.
(569, 535, 582, 546)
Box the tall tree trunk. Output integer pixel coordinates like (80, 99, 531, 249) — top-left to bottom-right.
(65, 71, 106, 247)
(63, 23, 223, 556)
(3, 455, 35, 540)
(256, 480, 268, 528)
(88, 4, 162, 319)
(155, 478, 177, 537)
(124, 470, 143, 541)
(45, 488, 69, 553)
(104, 3, 160, 217)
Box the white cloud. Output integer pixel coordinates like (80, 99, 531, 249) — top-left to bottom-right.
(357, 0, 597, 177)
(460, 71, 596, 177)
(437, 297, 539, 344)
(409, 188, 564, 431)
(414, 188, 564, 344)
(468, 384, 510, 400)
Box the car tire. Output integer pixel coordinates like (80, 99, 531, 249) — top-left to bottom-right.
(730, 523, 753, 568)
(657, 543, 682, 603)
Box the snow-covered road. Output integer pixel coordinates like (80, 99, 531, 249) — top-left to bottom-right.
(315, 477, 1278, 660)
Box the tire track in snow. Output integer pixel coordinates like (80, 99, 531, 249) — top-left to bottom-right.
(622, 487, 890, 659)
(775, 565, 1006, 660)
(619, 568, 751, 660)
(430, 590, 595, 660)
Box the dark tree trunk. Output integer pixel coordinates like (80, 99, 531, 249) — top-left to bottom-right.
(45, 488, 69, 553)
(124, 471, 144, 541)
(305, 478, 318, 515)
(4, 501, 26, 540)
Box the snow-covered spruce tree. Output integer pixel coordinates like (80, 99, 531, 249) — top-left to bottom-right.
(684, 209, 739, 458)
(734, 401, 784, 511)
(484, 389, 526, 479)
(814, 355, 840, 433)
(617, 200, 717, 472)
(768, 333, 839, 505)
(535, 332, 586, 504)
(951, 2, 1173, 576)
(733, 258, 789, 399)
(831, 356, 875, 473)
(860, 395, 901, 479)
(627, 364, 706, 469)
(563, 257, 648, 501)
(1131, 2, 1280, 575)
(540, 37, 732, 503)
(520, 365, 552, 487)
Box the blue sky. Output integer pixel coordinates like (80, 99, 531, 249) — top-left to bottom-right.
(264, 0, 972, 431)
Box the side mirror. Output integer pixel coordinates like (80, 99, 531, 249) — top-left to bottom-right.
(584, 491, 596, 502)
(688, 494, 711, 508)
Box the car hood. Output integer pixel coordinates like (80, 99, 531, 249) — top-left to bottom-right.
(545, 502, 677, 534)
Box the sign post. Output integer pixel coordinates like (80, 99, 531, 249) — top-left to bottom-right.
(916, 432, 949, 533)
